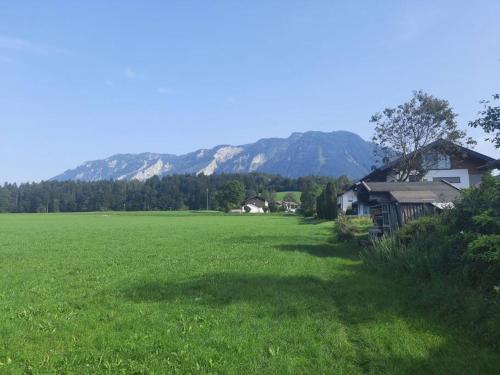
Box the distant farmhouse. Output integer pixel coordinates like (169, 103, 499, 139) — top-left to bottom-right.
(276, 200, 300, 213)
(241, 196, 269, 213)
(337, 140, 496, 234)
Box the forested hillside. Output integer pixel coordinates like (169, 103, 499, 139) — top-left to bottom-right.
(0, 173, 346, 213)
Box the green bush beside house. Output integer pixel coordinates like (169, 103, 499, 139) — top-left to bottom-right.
(362, 174, 499, 293)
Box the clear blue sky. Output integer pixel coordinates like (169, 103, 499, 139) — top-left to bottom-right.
(1, 1, 499, 183)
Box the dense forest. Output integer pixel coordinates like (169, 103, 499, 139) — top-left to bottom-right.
(0, 173, 349, 213)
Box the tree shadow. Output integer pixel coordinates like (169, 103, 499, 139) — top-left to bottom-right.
(120, 270, 499, 373)
(123, 274, 333, 314)
(222, 232, 357, 260)
(276, 242, 360, 259)
(297, 217, 328, 225)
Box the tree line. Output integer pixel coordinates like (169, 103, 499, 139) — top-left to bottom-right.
(300, 178, 348, 219)
(0, 173, 349, 214)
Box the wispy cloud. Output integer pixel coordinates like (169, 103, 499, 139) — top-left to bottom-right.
(105, 79, 114, 86)
(158, 87, 174, 95)
(124, 66, 137, 79)
(0, 35, 64, 55)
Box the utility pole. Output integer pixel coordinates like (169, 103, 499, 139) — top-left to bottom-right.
(206, 188, 209, 211)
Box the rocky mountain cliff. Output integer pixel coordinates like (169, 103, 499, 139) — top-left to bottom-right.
(51, 131, 376, 181)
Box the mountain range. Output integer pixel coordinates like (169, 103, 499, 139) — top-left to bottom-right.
(51, 131, 376, 181)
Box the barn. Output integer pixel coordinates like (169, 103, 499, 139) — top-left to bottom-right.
(356, 181, 462, 235)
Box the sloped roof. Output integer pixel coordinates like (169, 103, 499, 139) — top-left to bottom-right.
(245, 196, 266, 202)
(362, 181, 462, 203)
(390, 191, 445, 203)
(361, 140, 495, 181)
(478, 159, 500, 171)
(243, 196, 267, 208)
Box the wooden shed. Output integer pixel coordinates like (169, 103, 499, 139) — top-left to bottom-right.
(357, 181, 462, 235)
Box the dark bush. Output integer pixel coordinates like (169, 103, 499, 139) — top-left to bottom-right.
(464, 235, 500, 291)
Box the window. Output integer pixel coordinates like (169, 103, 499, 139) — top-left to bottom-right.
(423, 153, 451, 170)
(433, 176, 461, 183)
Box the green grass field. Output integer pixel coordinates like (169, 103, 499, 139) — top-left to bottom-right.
(0, 212, 498, 374)
(274, 191, 301, 202)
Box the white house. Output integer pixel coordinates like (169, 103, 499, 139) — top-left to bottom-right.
(364, 141, 494, 189)
(337, 141, 495, 215)
(337, 183, 370, 216)
(241, 196, 268, 213)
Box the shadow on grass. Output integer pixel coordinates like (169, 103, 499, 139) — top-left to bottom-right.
(276, 242, 360, 259)
(297, 217, 328, 225)
(223, 232, 359, 259)
(122, 269, 498, 373)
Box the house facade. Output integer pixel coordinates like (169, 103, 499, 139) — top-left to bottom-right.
(337, 141, 495, 216)
(241, 196, 268, 213)
(337, 184, 370, 216)
(362, 141, 494, 189)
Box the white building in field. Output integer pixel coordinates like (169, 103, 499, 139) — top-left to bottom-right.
(241, 196, 268, 213)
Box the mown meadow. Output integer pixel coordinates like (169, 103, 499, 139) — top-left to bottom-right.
(0, 212, 498, 374)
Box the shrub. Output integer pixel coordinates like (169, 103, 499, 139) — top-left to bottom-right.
(351, 216, 374, 231)
(363, 174, 500, 292)
(363, 215, 453, 279)
(464, 235, 500, 291)
(336, 213, 356, 241)
(363, 234, 401, 266)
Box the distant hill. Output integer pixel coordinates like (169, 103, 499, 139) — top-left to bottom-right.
(51, 130, 377, 181)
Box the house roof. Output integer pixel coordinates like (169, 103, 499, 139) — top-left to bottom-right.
(361, 139, 495, 181)
(245, 196, 266, 202)
(337, 181, 362, 196)
(361, 180, 462, 203)
(242, 196, 267, 208)
(390, 191, 445, 203)
(478, 159, 500, 171)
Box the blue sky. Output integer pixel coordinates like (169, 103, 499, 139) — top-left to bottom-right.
(0, 1, 499, 183)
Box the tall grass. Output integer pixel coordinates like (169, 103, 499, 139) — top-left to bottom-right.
(362, 216, 454, 279)
(335, 214, 372, 241)
(360, 216, 500, 349)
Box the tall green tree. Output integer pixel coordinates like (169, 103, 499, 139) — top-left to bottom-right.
(316, 182, 338, 220)
(324, 182, 338, 220)
(469, 94, 500, 149)
(216, 180, 245, 212)
(316, 190, 326, 219)
(300, 182, 322, 217)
